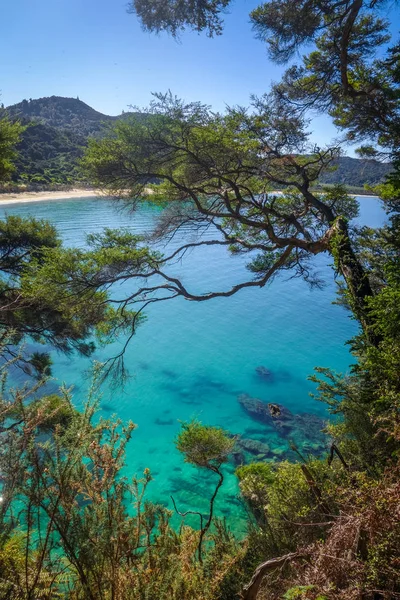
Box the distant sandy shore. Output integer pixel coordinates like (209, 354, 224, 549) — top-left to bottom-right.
(0, 188, 103, 205)
(0, 188, 378, 206)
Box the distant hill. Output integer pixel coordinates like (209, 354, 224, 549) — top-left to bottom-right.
(1, 96, 393, 187)
(2, 96, 139, 184)
(6, 96, 133, 137)
(319, 156, 391, 188)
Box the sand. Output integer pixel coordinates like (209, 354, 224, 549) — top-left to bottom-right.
(0, 188, 103, 205)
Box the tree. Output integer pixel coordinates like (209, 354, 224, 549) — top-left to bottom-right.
(131, 0, 399, 173)
(83, 92, 379, 341)
(81, 0, 400, 356)
(175, 420, 234, 561)
(130, 0, 231, 37)
(0, 108, 140, 375)
(0, 365, 242, 600)
(251, 2, 399, 151)
(0, 217, 149, 376)
(0, 115, 24, 181)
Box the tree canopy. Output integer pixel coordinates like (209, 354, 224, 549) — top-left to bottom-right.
(130, 0, 231, 37)
(83, 92, 380, 345)
(0, 219, 154, 376)
(132, 1, 400, 160)
(0, 116, 24, 181)
(82, 0, 400, 352)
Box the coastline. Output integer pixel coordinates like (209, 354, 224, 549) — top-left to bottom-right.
(0, 188, 378, 206)
(0, 188, 104, 205)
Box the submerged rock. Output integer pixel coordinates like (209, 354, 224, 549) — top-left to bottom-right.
(155, 417, 174, 426)
(238, 393, 327, 453)
(161, 368, 178, 379)
(293, 413, 327, 443)
(229, 432, 272, 465)
(268, 403, 295, 435)
(232, 450, 245, 466)
(276, 369, 292, 382)
(255, 366, 274, 382)
(238, 394, 274, 424)
(244, 426, 270, 437)
(237, 437, 271, 458)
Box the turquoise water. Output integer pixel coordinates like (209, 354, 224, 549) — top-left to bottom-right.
(0, 196, 385, 531)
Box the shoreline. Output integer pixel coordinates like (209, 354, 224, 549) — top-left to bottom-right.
(0, 188, 378, 206)
(0, 188, 103, 205)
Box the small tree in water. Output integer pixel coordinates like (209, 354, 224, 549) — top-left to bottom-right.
(175, 420, 234, 562)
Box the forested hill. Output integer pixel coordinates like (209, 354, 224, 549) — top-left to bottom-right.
(319, 156, 391, 188)
(2, 96, 140, 185)
(5, 96, 134, 137)
(2, 95, 393, 187)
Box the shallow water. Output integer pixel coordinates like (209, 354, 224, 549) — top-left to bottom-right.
(0, 195, 385, 532)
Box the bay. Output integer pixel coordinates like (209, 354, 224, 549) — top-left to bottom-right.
(0, 195, 385, 531)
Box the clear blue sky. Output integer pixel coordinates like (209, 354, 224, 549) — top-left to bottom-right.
(0, 0, 399, 148)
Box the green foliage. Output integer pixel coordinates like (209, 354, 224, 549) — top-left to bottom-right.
(83, 93, 376, 330)
(283, 586, 318, 600)
(5, 95, 129, 137)
(236, 460, 341, 548)
(130, 0, 231, 37)
(0, 116, 24, 181)
(251, 1, 399, 156)
(13, 121, 85, 184)
(310, 205, 400, 467)
(27, 394, 77, 431)
(0, 2, 398, 598)
(0, 374, 245, 600)
(176, 420, 234, 469)
(0, 216, 153, 375)
(318, 157, 391, 188)
(1, 94, 389, 188)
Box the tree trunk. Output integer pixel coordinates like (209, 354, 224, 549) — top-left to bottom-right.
(242, 552, 308, 600)
(329, 216, 379, 345)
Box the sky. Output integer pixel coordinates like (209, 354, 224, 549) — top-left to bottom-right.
(0, 0, 399, 149)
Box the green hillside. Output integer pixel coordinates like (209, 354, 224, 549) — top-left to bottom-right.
(2, 96, 136, 184)
(319, 155, 392, 187)
(5, 96, 128, 136)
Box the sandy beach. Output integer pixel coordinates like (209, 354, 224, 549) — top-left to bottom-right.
(0, 188, 103, 205)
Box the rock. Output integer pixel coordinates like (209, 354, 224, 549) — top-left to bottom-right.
(277, 369, 292, 382)
(220, 506, 231, 516)
(268, 403, 282, 417)
(256, 366, 274, 382)
(232, 450, 245, 466)
(269, 446, 287, 458)
(266, 403, 296, 435)
(238, 394, 328, 455)
(294, 413, 326, 442)
(236, 437, 271, 459)
(155, 417, 174, 426)
(161, 368, 177, 379)
(245, 426, 270, 436)
(138, 361, 150, 370)
(238, 393, 274, 424)
(268, 403, 293, 421)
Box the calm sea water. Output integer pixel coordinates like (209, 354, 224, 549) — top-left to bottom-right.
(0, 196, 385, 531)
